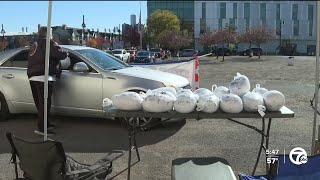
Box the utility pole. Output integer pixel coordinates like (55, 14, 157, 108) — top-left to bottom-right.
(81, 15, 86, 46)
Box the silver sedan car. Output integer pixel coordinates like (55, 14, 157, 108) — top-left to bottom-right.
(0, 45, 190, 126)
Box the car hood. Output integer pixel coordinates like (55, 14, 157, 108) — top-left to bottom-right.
(112, 66, 190, 88)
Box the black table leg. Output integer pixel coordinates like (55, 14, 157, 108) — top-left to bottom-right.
(265, 118, 272, 173)
(252, 117, 265, 175)
(126, 117, 141, 180)
(127, 117, 133, 180)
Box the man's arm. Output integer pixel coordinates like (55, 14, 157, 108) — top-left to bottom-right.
(50, 40, 68, 61)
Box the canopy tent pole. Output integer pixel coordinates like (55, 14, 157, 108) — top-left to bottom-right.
(43, 1, 52, 141)
(312, 1, 320, 155)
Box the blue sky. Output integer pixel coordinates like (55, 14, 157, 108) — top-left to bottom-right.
(0, 1, 147, 33)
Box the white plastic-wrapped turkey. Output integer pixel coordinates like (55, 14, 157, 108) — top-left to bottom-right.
(196, 94, 220, 113)
(111, 92, 144, 111)
(149, 87, 177, 96)
(229, 73, 251, 97)
(174, 93, 198, 113)
(212, 84, 229, 99)
(242, 92, 266, 116)
(252, 84, 268, 95)
(263, 90, 285, 111)
(220, 94, 243, 113)
(194, 88, 213, 97)
(142, 93, 175, 112)
(146, 89, 177, 101)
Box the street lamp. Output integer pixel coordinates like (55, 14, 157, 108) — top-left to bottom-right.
(1, 24, 5, 43)
(279, 20, 284, 47)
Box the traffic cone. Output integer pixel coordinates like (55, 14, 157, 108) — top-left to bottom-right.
(194, 54, 200, 90)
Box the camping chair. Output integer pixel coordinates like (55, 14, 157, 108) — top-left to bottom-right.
(239, 154, 320, 180)
(171, 157, 237, 180)
(6, 132, 123, 180)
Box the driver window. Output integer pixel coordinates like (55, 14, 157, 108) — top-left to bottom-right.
(67, 53, 97, 73)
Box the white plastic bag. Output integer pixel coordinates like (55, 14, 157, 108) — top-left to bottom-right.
(142, 93, 175, 112)
(111, 92, 143, 111)
(174, 93, 198, 113)
(252, 84, 268, 95)
(263, 90, 285, 111)
(149, 87, 177, 96)
(194, 88, 213, 97)
(220, 94, 243, 113)
(212, 85, 229, 99)
(196, 94, 220, 113)
(229, 72, 251, 97)
(242, 92, 266, 117)
(102, 98, 113, 112)
(146, 89, 177, 101)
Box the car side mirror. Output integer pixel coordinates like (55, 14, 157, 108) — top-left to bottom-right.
(73, 62, 89, 72)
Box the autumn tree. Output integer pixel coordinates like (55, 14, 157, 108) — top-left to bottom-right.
(214, 27, 238, 61)
(239, 25, 274, 58)
(157, 30, 192, 56)
(0, 41, 8, 51)
(147, 10, 181, 45)
(200, 30, 220, 59)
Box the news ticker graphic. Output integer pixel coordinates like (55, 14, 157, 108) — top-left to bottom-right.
(266, 147, 308, 165)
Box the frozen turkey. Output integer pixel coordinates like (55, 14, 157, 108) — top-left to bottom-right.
(229, 73, 250, 97)
(142, 93, 175, 112)
(212, 84, 229, 99)
(263, 90, 285, 111)
(252, 84, 268, 95)
(220, 94, 243, 113)
(111, 92, 143, 111)
(196, 94, 220, 113)
(174, 93, 198, 113)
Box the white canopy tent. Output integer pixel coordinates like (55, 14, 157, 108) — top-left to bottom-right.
(43, 1, 52, 140)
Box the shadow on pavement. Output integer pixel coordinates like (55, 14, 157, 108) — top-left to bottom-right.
(0, 114, 186, 153)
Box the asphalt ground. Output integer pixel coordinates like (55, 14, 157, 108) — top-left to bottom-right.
(0, 55, 317, 179)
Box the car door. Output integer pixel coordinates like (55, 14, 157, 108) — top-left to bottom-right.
(51, 53, 103, 117)
(0, 50, 36, 113)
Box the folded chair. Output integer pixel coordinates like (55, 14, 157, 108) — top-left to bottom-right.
(239, 154, 320, 180)
(6, 132, 123, 180)
(171, 157, 237, 180)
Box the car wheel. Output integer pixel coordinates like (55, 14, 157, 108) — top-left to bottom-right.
(0, 92, 9, 121)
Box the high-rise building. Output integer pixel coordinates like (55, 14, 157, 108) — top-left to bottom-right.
(130, 14, 137, 26)
(147, 1, 317, 54)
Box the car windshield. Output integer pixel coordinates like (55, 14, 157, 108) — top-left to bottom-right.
(137, 51, 150, 56)
(75, 49, 129, 71)
(112, 50, 122, 54)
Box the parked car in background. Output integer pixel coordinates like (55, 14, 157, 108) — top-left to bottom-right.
(127, 50, 137, 63)
(239, 48, 263, 56)
(112, 49, 130, 62)
(104, 49, 114, 56)
(211, 48, 232, 56)
(134, 51, 155, 63)
(179, 49, 199, 57)
(149, 48, 163, 58)
(0, 46, 190, 127)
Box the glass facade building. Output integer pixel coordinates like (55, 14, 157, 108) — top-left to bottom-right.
(147, 1, 316, 54)
(147, 1, 195, 37)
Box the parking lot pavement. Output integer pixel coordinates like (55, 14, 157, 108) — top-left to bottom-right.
(0, 55, 315, 179)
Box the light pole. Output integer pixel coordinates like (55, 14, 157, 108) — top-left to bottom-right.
(279, 20, 284, 47)
(1, 24, 5, 43)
